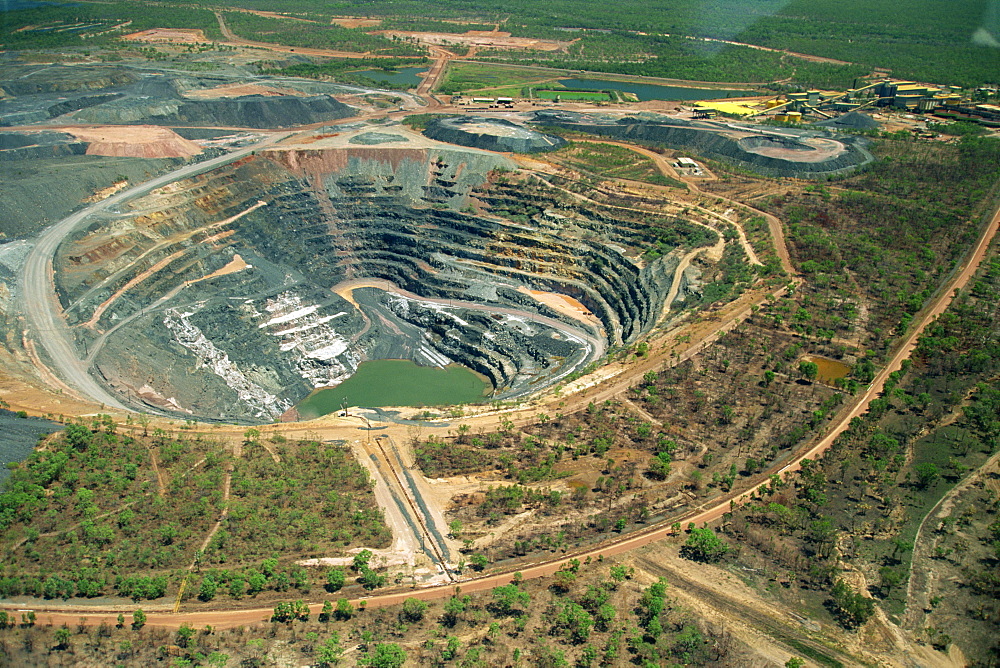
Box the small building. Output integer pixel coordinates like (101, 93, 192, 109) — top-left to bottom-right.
(676, 157, 699, 168)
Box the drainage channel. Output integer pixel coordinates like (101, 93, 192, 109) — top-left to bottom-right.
(369, 434, 455, 581)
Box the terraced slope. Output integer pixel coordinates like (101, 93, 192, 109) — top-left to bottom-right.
(52, 128, 711, 421)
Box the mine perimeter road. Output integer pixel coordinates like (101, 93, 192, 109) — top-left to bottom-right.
(18, 132, 292, 413)
(13, 199, 1000, 633)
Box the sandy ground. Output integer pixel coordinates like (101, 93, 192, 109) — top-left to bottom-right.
(185, 254, 250, 285)
(376, 30, 571, 52)
(330, 17, 382, 28)
(64, 126, 203, 159)
(123, 29, 206, 44)
(516, 286, 602, 328)
(183, 83, 308, 99)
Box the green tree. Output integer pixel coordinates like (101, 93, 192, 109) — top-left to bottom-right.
(176, 623, 195, 648)
(358, 566, 386, 590)
(206, 652, 230, 668)
(441, 635, 461, 660)
(319, 600, 333, 623)
(914, 462, 940, 489)
(648, 451, 672, 480)
(491, 583, 530, 616)
(553, 599, 593, 643)
(335, 598, 354, 620)
(401, 597, 428, 622)
(316, 633, 343, 667)
(247, 570, 267, 595)
(325, 568, 345, 593)
(830, 579, 875, 628)
(199, 577, 218, 602)
(442, 594, 469, 627)
(53, 625, 71, 650)
(352, 549, 373, 572)
(681, 527, 729, 562)
(799, 360, 819, 381)
(786, 658, 805, 668)
(359, 642, 406, 668)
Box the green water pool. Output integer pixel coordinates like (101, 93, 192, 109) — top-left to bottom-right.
(295, 359, 491, 417)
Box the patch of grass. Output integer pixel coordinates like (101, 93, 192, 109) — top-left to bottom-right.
(549, 141, 685, 188)
(439, 61, 563, 94)
(535, 89, 611, 101)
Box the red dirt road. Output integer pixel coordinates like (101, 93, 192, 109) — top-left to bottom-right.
(12, 198, 998, 631)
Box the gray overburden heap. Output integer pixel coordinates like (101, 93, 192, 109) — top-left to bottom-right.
(534, 111, 874, 178)
(0, 64, 356, 129)
(812, 111, 881, 131)
(75, 94, 353, 128)
(0, 131, 86, 161)
(424, 116, 567, 153)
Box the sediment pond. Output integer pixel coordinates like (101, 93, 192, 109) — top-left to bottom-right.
(296, 359, 490, 417)
(354, 67, 428, 86)
(555, 79, 750, 101)
(801, 355, 851, 385)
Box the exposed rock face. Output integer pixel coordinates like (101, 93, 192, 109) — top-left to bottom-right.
(74, 94, 354, 128)
(0, 67, 138, 96)
(424, 116, 567, 153)
(65, 126, 203, 158)
(0, 64, 357, 129)
(534, 111, 874, 178)
(53, 129, 690, 420)
(0, 131, 87, 161)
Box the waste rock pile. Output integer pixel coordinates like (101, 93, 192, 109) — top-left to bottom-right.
(535, 110, 874, 178)
(424, 116, 567, 153)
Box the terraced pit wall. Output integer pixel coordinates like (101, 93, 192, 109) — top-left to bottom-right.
(53, 142, 693, 420)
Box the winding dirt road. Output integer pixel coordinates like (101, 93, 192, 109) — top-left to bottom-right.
(13, 193, 998, 632)
(18, 134, 290, 412)
(10, 36, 1000, 631)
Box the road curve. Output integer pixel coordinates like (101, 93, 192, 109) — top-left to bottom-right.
(19, 134, 291, 413)
(13, 198, 997, 632)
(9, 141, 999, 634)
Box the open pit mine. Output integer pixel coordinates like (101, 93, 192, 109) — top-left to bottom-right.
(46, 125, 707, 421)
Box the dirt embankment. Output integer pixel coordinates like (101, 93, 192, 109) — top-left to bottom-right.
(65, 126, 203, 158)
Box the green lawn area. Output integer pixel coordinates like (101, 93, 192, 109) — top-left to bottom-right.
(535, 89, 611, 101)
(439, 61, 564, 94)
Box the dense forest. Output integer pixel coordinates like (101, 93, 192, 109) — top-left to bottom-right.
(2, 0, 996, 88)
(158, 0, 1000, 87)
(0, 2, 223, 50)
(0, 424, 389, 604)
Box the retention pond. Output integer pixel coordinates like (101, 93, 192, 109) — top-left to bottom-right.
(353, 67, 428, 86)
(556, 78, 751, 101)
(801, 355, 851, 385)
(296, 359, 491, 417)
